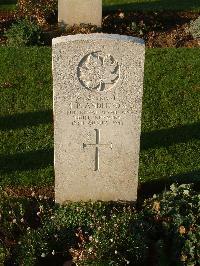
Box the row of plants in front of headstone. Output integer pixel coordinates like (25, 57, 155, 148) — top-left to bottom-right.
(0, 184, 199, 266)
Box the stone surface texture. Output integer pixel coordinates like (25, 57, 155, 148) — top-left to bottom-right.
(58, 0, 102, 27)
(53, 34, 145, 203)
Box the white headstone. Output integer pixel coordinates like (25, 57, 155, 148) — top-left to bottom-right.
(58, 0, 102, 27)
(53, 34, 145, 203)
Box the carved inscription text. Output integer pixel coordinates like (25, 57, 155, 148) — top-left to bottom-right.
(66, 94, 134, 127)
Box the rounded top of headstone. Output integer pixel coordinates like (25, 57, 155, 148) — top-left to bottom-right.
(52, 33, 145, 46)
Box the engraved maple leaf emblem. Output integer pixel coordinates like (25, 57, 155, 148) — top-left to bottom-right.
(78, 52, 119, 91)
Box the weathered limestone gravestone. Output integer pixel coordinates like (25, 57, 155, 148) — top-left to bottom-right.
(53, 34, 145, 203)
(58, 0, 102, 27)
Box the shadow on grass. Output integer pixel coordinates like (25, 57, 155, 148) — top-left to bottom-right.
(1, 148, 199, 202)
(103, 0, 200, 12)
(1, 111, 199, 149)
(0, 0, 16, 5)
(138, 169, 200, 200)
(1, 111, 200, 198)
(0, 110, 53, 130)
(0, 148, 53, 173)
(0, 112, 199, 174)
(140, 122, 200, 150)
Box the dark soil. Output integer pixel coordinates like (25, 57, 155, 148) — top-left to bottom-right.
(0, 10, 16, 43)
(4, 185, 54, 199)
(0, 10, 199, 47)
(102, 10, 200, 47)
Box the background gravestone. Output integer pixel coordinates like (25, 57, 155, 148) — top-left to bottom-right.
(58, 0, 102, 27)
(53, 34, 145, 203)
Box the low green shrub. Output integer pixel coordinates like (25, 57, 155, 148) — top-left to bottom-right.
(0, 188, 53, 264)
(0, 244, 7, 265)
(142, 184, 200, 266)
(130, 20, 149, 36)
(0, 184, 199, 265)
(189, 16, 200, 39)
(15, 202, 149, 266)
(5, 19, 42, 47)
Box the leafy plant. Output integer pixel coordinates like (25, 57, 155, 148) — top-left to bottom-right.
(129, 20, 149, 36)
(189, 16, 200, 39)
(15, 202, 149, 265)
(143, 184, 200, 265)
(0, 188, 53, 264)
(0, 184, 199, 265)
(5, 19, 42, 47)
(0, 244, 7, 265)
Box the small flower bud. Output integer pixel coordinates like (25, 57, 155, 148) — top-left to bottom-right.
(179, 226, 186, 235)
(153, 201, 160, 212)
(52, 250, 55, 255)
(119, 12, 125, 19)
(88, 247, 93, 253)
(180, 255, 187, 262)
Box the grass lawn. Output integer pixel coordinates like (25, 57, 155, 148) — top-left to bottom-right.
(0, 5, 16, 11)
(103, 0, 200, 11)
(1, 0, 200, 11)
(0, 0, 17, 10)
(0, 47, 200, 189)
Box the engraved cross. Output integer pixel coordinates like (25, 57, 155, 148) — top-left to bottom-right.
(83, 129, 112, 171)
